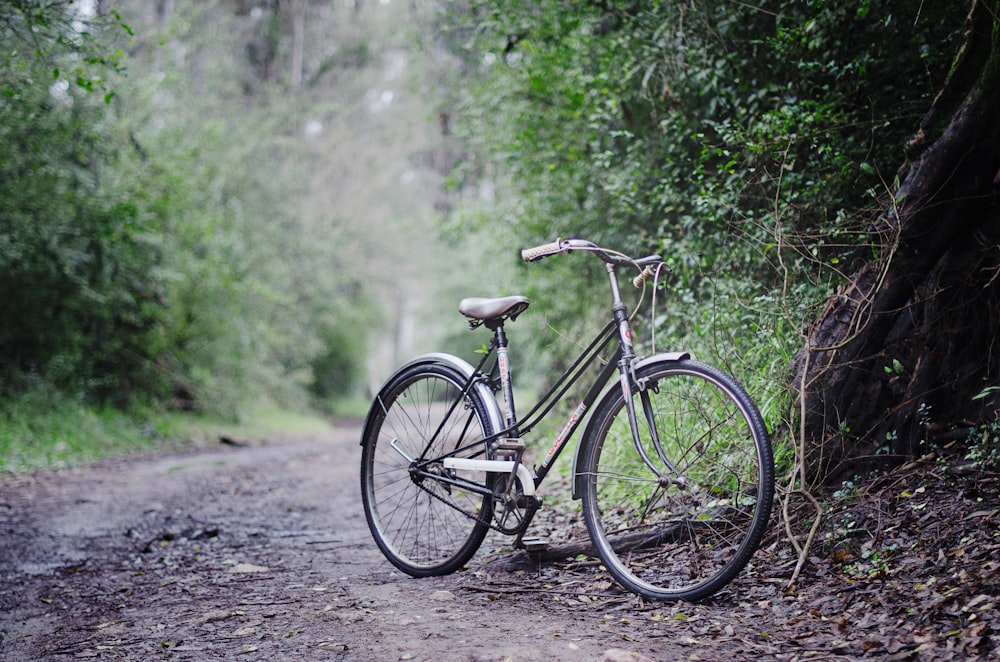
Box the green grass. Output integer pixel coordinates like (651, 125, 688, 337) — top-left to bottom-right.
(324, 395, 373, 420)
(0, 389, 336, 475)
(0, 394, 183, 474)
(178, 406, 336, 444)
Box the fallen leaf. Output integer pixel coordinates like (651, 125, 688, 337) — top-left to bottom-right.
(231, 563, 269, 573)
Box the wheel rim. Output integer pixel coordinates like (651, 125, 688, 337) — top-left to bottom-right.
(586, 365, 771, 599)
(364, 369, 493, 573)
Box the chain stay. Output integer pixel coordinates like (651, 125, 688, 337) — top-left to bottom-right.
(412, 468, 536, 536)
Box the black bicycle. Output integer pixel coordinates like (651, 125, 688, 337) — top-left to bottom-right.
(360, 239, 774, 601)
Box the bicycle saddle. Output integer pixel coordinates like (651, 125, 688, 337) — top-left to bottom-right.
(458, 296, 530, 326)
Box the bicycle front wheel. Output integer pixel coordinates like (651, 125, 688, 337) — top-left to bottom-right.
(579, 358, 774, 601)
(361, 363, 496, 577)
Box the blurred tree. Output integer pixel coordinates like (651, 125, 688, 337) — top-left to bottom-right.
(0, 0, 489, 422)
(0, 0, 163, 403)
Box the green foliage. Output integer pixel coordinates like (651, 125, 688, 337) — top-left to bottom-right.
(441, 0, 964, 439)
(0, 6, 163, 403)
(1, 0, 131, 102)
(109, 1, 380, 417)
(0, 383, 182, 473)
(0, 0, 379, 421)
(966, 418, 1000, 471)
(310, 324, 364, 402)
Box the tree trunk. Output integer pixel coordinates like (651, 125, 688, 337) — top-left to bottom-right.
(290, 0, 306, 89)
(791, 0, 1000, 482)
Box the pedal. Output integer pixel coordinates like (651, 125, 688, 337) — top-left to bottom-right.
(516, 494, 543, 509)
(519, 536, 548, 552)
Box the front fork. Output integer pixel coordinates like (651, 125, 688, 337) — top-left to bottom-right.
(608, 263, 686, 488)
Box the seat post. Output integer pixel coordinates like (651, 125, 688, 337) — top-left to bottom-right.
(493, 323, 519, 433)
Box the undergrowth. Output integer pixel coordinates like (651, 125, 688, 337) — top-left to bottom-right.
(0, 389, 181, 473)
(0, 387, 334, 474)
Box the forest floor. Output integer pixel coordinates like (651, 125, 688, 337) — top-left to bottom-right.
(0, 423, 997, 661)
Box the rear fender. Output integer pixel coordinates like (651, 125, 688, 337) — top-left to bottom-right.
(361, 353, 503, 446)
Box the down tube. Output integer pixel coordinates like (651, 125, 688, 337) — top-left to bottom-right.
(533, 350, 621, 485)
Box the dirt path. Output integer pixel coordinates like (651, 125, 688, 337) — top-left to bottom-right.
(1, 424, 997, 661)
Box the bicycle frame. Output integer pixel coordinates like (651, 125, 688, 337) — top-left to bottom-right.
(414, 261, 647, 498)
(442, 319, 620, 486)
(362, 238, 773, 600)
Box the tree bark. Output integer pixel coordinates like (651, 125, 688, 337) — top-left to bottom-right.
(791, 0, 1000, 481)
(290, 0, 306, 89)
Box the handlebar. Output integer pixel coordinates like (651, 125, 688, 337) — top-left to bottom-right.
(520, 239, 566, 262)
(632, 265, 658, 288)
(521, 238, 666, 288)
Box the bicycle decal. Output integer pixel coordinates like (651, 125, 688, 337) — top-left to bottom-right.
(541, 401, 587, 470)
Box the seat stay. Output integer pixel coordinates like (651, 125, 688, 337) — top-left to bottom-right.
(413, 374, 482, 463)
(412, 424, 505, 466)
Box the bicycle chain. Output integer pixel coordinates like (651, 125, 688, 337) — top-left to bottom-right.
(413, 473, 532, 536)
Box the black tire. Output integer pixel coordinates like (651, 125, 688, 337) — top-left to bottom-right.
(579, 359, 774, 601)
(361, 363, 496, 577)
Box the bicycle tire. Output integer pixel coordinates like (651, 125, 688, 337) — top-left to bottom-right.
(578, 358, 774, 601)
(361, 363, 496, 577)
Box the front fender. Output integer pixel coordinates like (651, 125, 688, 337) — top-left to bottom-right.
(570, 351, 690, 500)
(361, 353, 503, 447)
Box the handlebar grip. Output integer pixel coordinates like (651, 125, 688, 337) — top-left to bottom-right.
(633, 265, 656, 288)
(521, 239, 564, 262)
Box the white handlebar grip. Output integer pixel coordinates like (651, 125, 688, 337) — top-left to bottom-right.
(521, 239, 564, 262)
(633, 266, 655, 288)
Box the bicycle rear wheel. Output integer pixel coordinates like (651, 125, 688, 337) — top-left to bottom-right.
(361, 363, 496, 577)
(579, 358, 774, 601)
